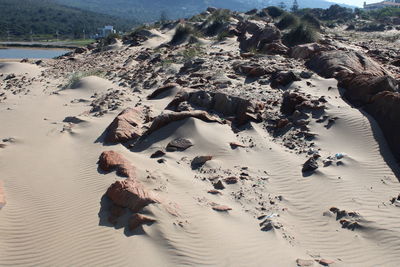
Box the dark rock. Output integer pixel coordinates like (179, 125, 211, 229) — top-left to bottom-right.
(212, 205, 232, 212)
(166, 138, 193, 152)
(150, 150, 165, 158)
(302, 157, 319, 173)
(270, 71, 300, 88)
(213, 180, 225, 190)
(191, 156, 212, 169)
(166, 90, 265, 125)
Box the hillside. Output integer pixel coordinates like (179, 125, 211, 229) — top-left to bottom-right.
(0, 0, 135, 40)
(56, 0, 355, 22)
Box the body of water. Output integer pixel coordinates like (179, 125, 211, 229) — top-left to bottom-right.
(0, 47, 69, 59)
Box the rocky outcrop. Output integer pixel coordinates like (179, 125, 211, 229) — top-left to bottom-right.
(166, 90, 265, 125)
(307, 50, 400, 159)
(237, 20, 281, 52)
(366, 92, 400, 159)
(290, 43, 331, 59)
(106, 179, 159, 212)
(99, 151, 160, 229)
(281, 91, 324, 115)
(145, 111, 222, 136)
(338, 73, 397, 105)
(306, 51, 387, 78)
(98, 151, 137, 178)
(105, 108, 144, 143)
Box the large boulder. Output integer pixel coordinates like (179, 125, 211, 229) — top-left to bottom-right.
(366, 92, 400, 159)
(306, 51, 387, 78)
(166, 90, 265, 125)
(105, 108, 143, 143)
(106, 179, 159, 212)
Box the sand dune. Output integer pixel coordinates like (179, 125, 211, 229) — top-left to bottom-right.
(1, 11, 400, 267)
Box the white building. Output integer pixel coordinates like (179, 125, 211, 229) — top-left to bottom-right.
(97, 26, 116, 38)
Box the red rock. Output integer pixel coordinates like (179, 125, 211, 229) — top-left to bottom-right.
(129, 214, 156, 231)
(98, 151, 136, 178)
(212, 205, 232, 212)
(296, 258, 314, 266)
(317, 259, 335, 266)
(105, 108, 143, 143)
(106, 179, 159, 212)
(0, 181, 5, 209)
(229, 142, 246, 149)
(208, 189, 222, 195)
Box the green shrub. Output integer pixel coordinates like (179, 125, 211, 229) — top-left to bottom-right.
(283, 23, 319, 47)
(277, 13, 299, 30)
(63, 70, 104, 89)
(170, 24, 201, 44)
(217, 30, 233, 41)
(301, 14, 321, 31)
(265, 6, 285, 18)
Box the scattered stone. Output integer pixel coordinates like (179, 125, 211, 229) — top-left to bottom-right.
(270, 71, 300, 89)
(212, 205, 232, 212)
(317, 259, 335, 266)
(229, 142, 246, 149)
(208, 189, 222, 195)
(191, 156, 212, 169)
(150, 150, 165, 158)
(213, 180, 225, 190)
(224, 177, 238, 184)
(302, 157, 319, 173)
(296, 258, 314, 266)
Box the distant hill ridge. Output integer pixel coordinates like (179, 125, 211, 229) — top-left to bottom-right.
(55, 0, 355, 22)
(0, 0, 135, 39)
